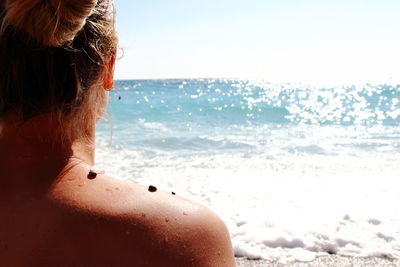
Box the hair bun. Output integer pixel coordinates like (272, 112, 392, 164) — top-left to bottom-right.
(2, 0, 98, 46)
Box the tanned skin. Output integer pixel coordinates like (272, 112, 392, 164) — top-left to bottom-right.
(0, 93, 236, 266)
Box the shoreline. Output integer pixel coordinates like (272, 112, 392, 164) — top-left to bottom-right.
(235, 256, 399, 267)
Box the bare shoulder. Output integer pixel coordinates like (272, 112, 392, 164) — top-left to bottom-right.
(47, 167, 236, 267)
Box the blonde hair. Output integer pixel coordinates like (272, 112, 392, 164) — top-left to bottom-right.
(0, 0, 117, 145)
(2, 0, 97, 46)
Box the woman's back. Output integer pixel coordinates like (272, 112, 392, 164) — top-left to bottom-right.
(0, 151, 235, 266)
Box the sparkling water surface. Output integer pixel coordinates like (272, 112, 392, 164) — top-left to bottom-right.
(98, 79, 399, 154)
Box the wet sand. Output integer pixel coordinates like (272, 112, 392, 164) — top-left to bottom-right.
(235, 256, 399, 267)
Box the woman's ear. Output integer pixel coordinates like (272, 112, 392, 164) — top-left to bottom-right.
(104, 54, 116, 90)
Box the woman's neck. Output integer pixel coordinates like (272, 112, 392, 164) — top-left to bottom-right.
(0, 114, 96, 192)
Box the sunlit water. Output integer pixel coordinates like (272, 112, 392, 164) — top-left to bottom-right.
(95, 79, 400, 262)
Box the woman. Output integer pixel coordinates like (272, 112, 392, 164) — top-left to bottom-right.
(0, 0, 236, 266)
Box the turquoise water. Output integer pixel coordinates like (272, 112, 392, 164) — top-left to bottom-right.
(97, 79, 400, 156)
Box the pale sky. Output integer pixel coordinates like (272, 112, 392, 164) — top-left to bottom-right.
(114, 0, 400, 83)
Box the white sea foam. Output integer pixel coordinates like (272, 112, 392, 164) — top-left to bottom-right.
(95, 142, 400, 262)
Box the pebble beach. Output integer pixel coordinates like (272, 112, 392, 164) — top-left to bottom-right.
(235, 256, 399, 267)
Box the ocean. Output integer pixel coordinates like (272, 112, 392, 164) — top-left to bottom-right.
(95, 79, 400, 262)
